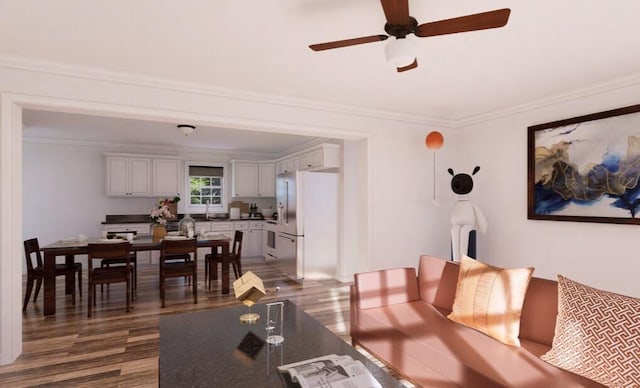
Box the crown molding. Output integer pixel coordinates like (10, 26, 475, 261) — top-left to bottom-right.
(452, 72, 640, 127)
(21, 136, 280, 160)
(0, 54, 452, 129)
(4, 54, 639, 130)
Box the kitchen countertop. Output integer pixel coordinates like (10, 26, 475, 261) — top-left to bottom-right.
(102, 214, 268, 224)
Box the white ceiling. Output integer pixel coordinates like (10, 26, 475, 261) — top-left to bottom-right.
(4, 1, 640, 146)
(22, 109, 324, 156)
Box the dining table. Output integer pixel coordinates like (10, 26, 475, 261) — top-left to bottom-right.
(41, 234, 231, 317)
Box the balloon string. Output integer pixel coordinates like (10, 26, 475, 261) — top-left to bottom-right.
(433, 152, 437, 201)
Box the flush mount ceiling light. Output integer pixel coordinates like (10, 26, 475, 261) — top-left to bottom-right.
(177, 124, 196, 136)
(384, 37, 416, 69)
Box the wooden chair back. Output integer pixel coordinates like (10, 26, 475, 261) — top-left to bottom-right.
(87, 242, 132, 270)
(160, 238, 197, 260)
(231, 230, 243, 258)
(23, 238, 42, 274)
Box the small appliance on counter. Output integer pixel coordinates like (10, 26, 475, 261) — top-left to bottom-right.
(230, 207, 241, 220)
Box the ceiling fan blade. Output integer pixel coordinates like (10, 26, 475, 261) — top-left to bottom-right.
(380, 0, 411, 26)
(309, 35, 388, 51)
(414, 8, 511, 38)
(397, 59, 418, 72)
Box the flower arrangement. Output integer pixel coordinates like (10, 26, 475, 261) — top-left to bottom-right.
(159, 196, 180, 206)
(150, 205, 173, 225)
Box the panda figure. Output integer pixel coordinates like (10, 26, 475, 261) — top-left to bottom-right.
(448, 166, 487, 262)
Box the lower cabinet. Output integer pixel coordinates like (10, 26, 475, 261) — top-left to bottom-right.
(103, 223, 151, 263)
(245, 222, 264, 258)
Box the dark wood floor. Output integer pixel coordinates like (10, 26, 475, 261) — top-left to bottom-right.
(4, 258, 412, 387)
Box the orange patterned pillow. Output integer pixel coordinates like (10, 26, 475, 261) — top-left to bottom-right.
(447, 255, 534, 346)
(541, 275, 640, 386)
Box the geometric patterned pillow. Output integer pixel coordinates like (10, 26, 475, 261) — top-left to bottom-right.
(541, 275, 640, 387)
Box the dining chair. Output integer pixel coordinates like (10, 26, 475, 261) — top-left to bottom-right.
(23, 238, 82, 312)
(205, 230, 243, 290)
(100, 232, 138, 293)
(159, 238, 197, 308)
(100, 251, 138, 297)
(87, 242, 132, 318)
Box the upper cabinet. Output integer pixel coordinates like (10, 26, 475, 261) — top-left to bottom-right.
(105, 154, 181, 197)
(152, 158, 181, 197)
(106, 156, 152, 197)
(296, 143, 342, 172)
(231, 161, 276, 197)
(258, 163, 276, 197)
(276, 156, 300, 174)
(276, 144, 341, 174)
(232, 162, 259, 197)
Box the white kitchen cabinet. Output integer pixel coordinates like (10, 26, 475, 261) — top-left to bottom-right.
(258, 163, 275, 197)
(243, 221, 264, 258)
(232, 162, 259, 197)
(106, 156, 151, 197)
(103, 223, 151, 263)
(152, 158, 181, 197)
(299, 144, 341, 171)
(231, 161, 276, 197)
(277, 157, 299, 174)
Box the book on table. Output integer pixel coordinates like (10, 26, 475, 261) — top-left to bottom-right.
(277, 354, 382, 388)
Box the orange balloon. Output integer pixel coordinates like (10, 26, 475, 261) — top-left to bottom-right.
(425, 131, 444, 150)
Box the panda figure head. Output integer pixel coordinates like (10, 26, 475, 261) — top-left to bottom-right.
(448, 166, 480, 195)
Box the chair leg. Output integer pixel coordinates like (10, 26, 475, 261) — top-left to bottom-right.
(23, 277, 35, 312)
(212, 260, 219, 280)
(71, 276, 76, 306)
(126, 273, 131, 313)
(237, 261, 242, 278)
(88, 282, 93, 318)
(33, 277, 43, 302)
(78, 265, 82, 297)
(232, 263, 239, 279)
(204, 258, 209, 283)
(193, 267, 198, 305)
(160, 273, 165, 308)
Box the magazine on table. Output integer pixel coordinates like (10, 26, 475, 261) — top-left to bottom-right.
(277, 354, 382, 388)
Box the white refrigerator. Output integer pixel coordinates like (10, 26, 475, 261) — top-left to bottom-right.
(275, 171, 338, 280)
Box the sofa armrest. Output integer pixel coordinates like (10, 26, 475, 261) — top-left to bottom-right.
(353, 268, 419, 310)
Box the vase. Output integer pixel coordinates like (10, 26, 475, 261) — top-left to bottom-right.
(152, 224, 167, 242)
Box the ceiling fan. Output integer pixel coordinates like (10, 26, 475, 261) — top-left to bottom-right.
(309, 1, 511, 72)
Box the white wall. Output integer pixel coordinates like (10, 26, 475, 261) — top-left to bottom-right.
(446, 83, 640, 298)
(1, 61, 442, 363)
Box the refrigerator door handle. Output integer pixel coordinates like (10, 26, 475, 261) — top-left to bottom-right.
(284, 180, 289, 224)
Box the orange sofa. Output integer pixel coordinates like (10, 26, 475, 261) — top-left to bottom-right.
(350, 255, 605, 387)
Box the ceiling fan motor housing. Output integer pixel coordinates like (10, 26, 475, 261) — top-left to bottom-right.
(384, 17, 418, 38)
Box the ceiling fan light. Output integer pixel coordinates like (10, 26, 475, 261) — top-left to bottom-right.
(177, 124, 196, 136)
(384, 37, 416, 68)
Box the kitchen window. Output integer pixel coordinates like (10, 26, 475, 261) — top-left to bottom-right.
(188, 165, 224, 209)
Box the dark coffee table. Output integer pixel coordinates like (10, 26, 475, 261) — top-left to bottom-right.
(159, 300, 404, 387)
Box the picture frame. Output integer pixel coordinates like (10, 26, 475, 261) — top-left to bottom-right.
(528, 104, 640, 225)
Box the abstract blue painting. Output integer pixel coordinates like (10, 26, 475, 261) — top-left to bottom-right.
(528, 104, 640, 224)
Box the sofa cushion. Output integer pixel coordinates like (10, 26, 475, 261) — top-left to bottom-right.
(352, 301, 604, 387)
(417, 255, 460, 311)
(447, 255, 534, 346)
(541, 275, 640, 387)
(518, 276, 559, 347)
(354, 267, 419, 309)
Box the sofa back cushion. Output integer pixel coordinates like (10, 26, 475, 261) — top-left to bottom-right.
(354, 267, 419, 309)
(519, 276, 558, 347)
(417, 255, 559, 346)
(417, 255, 460, 311)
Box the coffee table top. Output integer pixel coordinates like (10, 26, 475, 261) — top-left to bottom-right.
(159, 299, 404, 387)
